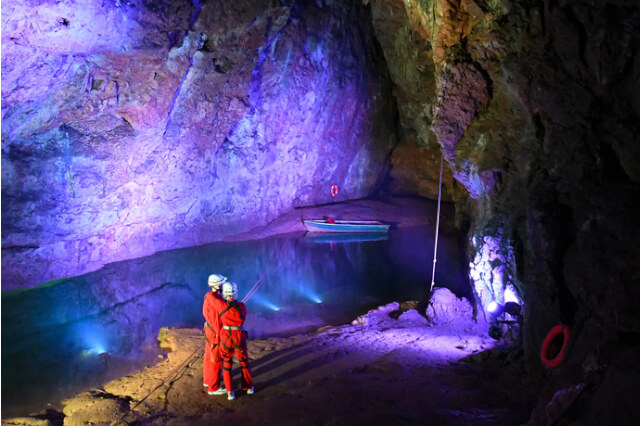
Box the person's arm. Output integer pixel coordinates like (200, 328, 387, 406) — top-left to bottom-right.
(240, 303, 247, 318)
(203, 293, 210, 318)
(211, 292, 228, 312)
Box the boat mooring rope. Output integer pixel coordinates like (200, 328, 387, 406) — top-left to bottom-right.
(430, 155, 444, 293)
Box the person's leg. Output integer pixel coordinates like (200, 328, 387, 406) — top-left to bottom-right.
(211, 344, 224, 391)
(237, 335, 253, 391)
(203, 343, 212, 388)
(219, 334, 235, 397)
(221, 354, 233, 390)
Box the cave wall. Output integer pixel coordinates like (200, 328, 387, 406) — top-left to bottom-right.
(1, 0, 398, 289)
(369, 0, 453, 201)
(503, 3, 640, 420)
(3, 0, 640, 419)
(373, 0, 640, 421)
(439, 0, 640, 358)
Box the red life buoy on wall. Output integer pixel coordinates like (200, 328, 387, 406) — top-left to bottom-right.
(330, 184, 338, 197)
(540, 324, 571, 369)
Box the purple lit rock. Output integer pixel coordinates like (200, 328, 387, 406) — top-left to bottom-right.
(426, 287, 488, 333)
(1, 1, 397, 288)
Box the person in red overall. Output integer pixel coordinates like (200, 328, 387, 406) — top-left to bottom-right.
(202, 274, 227, 395)
(211, 281, 254, 400)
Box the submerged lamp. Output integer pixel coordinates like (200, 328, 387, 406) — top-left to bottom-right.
(308, 295, 322, 303)
(251, 295, 280, 311)
(301, 288, 322, 304)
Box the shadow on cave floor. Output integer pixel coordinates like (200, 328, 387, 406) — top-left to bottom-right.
(22, 305, 540, 426)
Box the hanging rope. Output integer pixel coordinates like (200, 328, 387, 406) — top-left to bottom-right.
(241, 252, 294, 303)
(430, 155, 444, 293)
(242, 269, 270, 303)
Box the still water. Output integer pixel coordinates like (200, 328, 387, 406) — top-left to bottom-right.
(1, 225, 468, 418)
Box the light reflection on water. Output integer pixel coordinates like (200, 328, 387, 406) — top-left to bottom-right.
(1, 225, 467, 418)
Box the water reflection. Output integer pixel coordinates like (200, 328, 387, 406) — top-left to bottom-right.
(1, 225, 467, 418)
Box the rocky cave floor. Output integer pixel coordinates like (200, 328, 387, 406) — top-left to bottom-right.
(3, 301, 540, 426)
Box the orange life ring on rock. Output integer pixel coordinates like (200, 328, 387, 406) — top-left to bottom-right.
(330, 184, 338, 197)
(540, 324, 571, 369)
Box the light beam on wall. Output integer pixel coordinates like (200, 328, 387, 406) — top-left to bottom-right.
(469, 231, 523, 315)
(250, 294, 280, 311)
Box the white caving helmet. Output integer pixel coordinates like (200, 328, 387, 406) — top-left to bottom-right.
(208, 274, 227, 290)
(222, 281, 239, 301)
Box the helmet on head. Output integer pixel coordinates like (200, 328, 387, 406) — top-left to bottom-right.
(222, 281, 238, 301)
(208, 274, 227, 288)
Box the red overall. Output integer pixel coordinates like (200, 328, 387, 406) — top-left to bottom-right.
(202, 291, 223, 392)
(211, 293, 253, 392)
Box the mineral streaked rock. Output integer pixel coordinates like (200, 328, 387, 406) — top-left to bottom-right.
(1, 1, 398, 288)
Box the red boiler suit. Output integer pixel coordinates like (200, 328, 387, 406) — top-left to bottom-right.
(211, 293, 253, 392)
(202, 291, 223, 392)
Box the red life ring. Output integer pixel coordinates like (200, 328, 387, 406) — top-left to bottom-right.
(540, 324, 571, 369)
(330, 184, 338, 197)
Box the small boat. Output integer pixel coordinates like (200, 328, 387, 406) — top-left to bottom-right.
(302, 219, 390, 233)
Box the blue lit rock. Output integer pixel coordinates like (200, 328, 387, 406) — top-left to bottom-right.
(1, 1, 397, 288)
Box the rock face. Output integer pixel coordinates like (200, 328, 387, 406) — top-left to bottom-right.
(369, 0, 640, 422)
(1, 0, 397, 288)
(3, 0, 640, 422)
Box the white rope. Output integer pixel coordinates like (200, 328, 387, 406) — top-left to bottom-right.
(241, 254, 291, 303)
(430, 155, 444, 293)
(242, 270, 269, 303)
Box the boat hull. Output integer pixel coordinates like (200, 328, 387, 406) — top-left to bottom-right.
(304, 232, 389, 243)
(302, 219, 390, 233)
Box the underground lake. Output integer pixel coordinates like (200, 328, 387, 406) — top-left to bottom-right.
(1, 224, 468, 418)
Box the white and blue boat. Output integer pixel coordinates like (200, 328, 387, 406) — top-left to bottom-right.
(302, 219, 390, 233)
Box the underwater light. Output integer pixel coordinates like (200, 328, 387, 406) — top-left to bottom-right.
(297, 289, 322, 303)
(93, 345, 107, 355)
(82, 332, 107, 355)
(79, 345, 107, 357)
(309, 294, 323, 303)
(77, 325, 108, 354)
(487, 301, 500, 313)
(260, 299, 280, 311)
(85, 341, 107, 355)
(251, 295, 280, 311)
